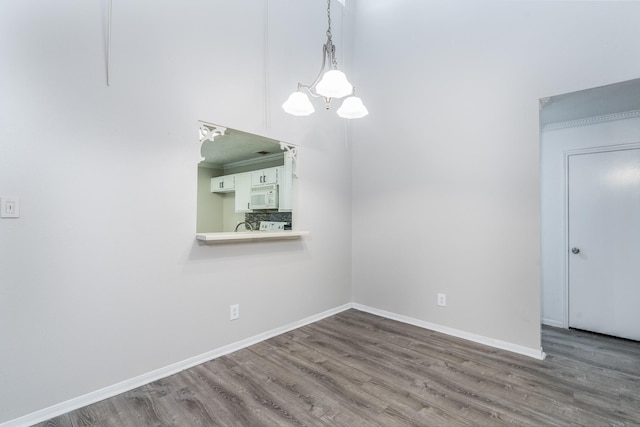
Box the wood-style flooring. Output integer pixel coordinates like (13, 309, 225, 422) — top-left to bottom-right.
(33, 309, 640, 426)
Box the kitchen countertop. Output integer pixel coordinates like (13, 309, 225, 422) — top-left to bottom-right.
(196, 230, 309, 243)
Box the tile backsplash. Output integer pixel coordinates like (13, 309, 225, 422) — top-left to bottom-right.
(245, 212, 292, 230)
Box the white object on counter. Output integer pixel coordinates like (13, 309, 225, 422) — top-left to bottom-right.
(259, 221, 288, 231)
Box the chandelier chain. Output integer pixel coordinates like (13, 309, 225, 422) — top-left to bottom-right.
(326, 0, 332, 39)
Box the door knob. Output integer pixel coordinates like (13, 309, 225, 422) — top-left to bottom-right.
(571, 247, 580, 254)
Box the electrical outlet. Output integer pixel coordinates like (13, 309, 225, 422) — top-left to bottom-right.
(230, 304, 240, 320)
(437, 293, 447, 307)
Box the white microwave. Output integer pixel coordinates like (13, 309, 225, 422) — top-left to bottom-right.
(250, 185, 278, 209)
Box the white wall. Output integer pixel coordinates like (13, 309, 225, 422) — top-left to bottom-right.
(0, 0, 353, 423)
(351, 1, 640, 351)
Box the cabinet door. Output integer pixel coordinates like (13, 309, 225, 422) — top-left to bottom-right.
(262, 168, 278, 185)
(250, 171, 264, 186)
(223, 176, 235, 190)
(211, 176, 224, 192)
(234, 173, 252, 212)
(211, 175, 235, 192)
(251, 168, 278, 186)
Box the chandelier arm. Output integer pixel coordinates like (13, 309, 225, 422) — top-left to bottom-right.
(311, 43, 330, 88)
(298, 42, 331, 98)
(328, 40, 338, 70)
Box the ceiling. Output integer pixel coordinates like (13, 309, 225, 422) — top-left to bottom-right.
(540, 78, 640, 128)
(200, 127, 284, 167)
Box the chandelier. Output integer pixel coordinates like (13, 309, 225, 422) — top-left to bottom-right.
(282, 0, 368, 119)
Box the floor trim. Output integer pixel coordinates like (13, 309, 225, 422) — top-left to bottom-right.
(353, 303, 546, 361)
(0, 304, 353, 427)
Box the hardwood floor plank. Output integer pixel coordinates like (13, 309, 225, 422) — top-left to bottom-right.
(297, 319, 537, 425)
(238, 348, 376, 426)
(254, 340, 389, 421)
(66, 399, 124, 427)
(33, 415, 70, 427)
(361, 377, 477, 426)
(108, 388, 172, 427)
(317, 318, 586, 425)
(210, 352, 316, 426)
(31, 309, 640, 426)
(196, 358, 293, 426)
(146, 373, 222, 427)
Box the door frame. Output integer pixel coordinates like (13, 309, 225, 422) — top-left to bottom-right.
(562, 143, 640, 328)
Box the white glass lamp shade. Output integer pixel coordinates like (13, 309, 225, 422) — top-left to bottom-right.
(337, 96, 369, 119)
(315, 70, 353, 98)
(282, 91, 315, 116)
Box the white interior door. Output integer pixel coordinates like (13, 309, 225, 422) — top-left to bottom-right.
(568, 148, 640, 341)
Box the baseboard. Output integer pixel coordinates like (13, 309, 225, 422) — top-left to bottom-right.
(541, 317, 565, 328)
(352, 304, 547, 361)
(0, 303, 353, 427)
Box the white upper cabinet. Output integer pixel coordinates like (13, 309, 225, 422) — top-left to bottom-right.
(251, 168, 279, 186)
(211, 175, 235, 192)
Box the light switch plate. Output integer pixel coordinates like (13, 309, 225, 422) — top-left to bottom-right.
(0, 197, 20, 218)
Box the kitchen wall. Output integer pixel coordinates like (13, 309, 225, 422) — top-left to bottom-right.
(196, 165, 223, 232)
(351, 1, 640, 352)
(221, 194, 245, 232)
(0, 0, 354, 423)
